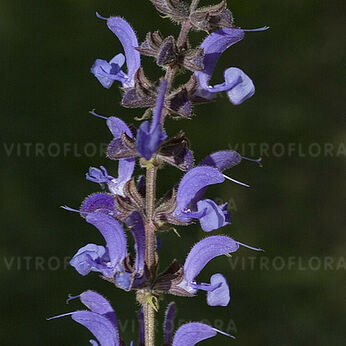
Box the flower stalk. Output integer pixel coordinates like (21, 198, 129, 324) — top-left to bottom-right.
(144, 164, 158, 345)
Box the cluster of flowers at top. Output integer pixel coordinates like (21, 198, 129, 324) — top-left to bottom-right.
(53, 1, 267, 344)
(92, 7, 267, 117)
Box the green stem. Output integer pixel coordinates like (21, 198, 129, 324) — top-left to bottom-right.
(142, 8, 195, 344)
(190, 0, 200, 12)
(144, 164, 157, 346)
(145, 165, 157, 272)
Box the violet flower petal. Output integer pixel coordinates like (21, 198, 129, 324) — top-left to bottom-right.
(183, 235, 239, 283)
(181, 148, 195, 171)
(126, 211, 145, 275)
(164, 302, 177, 345)
(138, 308, 144, 346)
(86, 213, 127, 267)
(200, 150, 242, 171)
(107, 116, 135, 195)
(91, 54, 127, 89)
(136, 81, 168, 160)
(87, 166, 114, 185)
(194, 28, 256, 104)
(106, 116, 133, 139)
(72, 310, 120, 346)
(207, 274, 230, 306)
(49, 291, 120, 345)
(174, 166, 225, 221)
(195, 28, 244, 90)
(80, 290, 118, 330)
(80, 193, 115, 217)
(151, 81, 167, 130)
(196, 199, 231, 232)
(70, 243, 114, 277)
(113, 159, 136, 196)
(173, 322, 232, 346)
(114, 271, 133, 291)
(225, 67, 255, 105)
(106, 16, 140, 87)
(86, 164, 134, 198)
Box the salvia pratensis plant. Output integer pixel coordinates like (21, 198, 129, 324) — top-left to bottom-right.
(49, 0, 268, 344)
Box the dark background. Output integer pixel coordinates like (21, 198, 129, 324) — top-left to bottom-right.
(1, 0, 345, 345)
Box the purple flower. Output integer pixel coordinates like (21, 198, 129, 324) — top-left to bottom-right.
(136, 80, 168, 160)
(163, 302, 177, 345)
(80, 192, 116, 217)
(200, 149, 242, 171)
(163, 302, 234, 345)
(91, 14, 140, 88)
(88, 111, 136, 197)
(70, 212, 145, 291)
(172, 235, 261, 306)
(176, 235, 236, 306)
(172, 322, 234, 346)
(173, 166, 229, 232)
(48, 290, 121, 346)
(195, 27, 268, 105)
(86, 164, 134, 198)
(172, 150, 253, 231)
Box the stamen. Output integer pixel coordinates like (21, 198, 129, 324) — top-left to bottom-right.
(172, 228, 181, 238)
(242, 156, 263, 167)
(46, 312, 74, 320)
(95, 12, 107, 21)
(223, 174, 250, 188)
(66, 294, 80, 304)
(213, 328, 236, 339)
(61, 205, 80, 213)
(244, 26, 270, 32)
(89, 109, 108, 120)
(237, 241, 263, 252)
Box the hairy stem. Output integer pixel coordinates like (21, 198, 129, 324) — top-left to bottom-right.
(145, 165, 157, 271)
(144, 300, 156, 346)
(177, 19, 191, 48)
(143, 8, 195, 344)
(190, 0, 200, 12)
(144, 164, 158, 346)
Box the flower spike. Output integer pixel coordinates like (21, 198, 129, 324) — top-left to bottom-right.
(57, 3, 267, 344)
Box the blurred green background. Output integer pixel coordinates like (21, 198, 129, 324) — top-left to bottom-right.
(1, 0, 345, 345)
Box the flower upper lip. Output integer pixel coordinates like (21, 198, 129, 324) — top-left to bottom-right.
(194, 26, 267, 105)
(91, 15, 141, 89)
